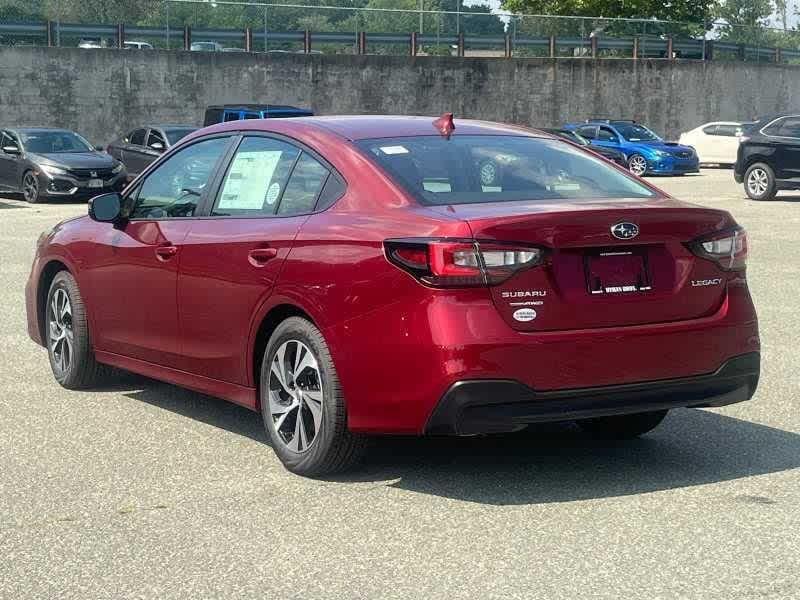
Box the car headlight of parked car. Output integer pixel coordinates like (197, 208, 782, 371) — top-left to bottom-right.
(112, 162, 124, 174)
(651, 150, 669, 158)
(39, 165, 69, 177)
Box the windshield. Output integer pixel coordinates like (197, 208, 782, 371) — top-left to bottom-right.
(20, 131, 94, 154)
(358, 135, 655, 206)
(614, 123, 661, 142)
(165, 128, 197, 145)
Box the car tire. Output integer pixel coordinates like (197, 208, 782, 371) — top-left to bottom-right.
(46, 271, 108, 389)
(627, 154, 648, 176)
(260, 316, 368, 476)
(577, 409, 668, 439)
(22, 170, 41, 204)
(744, 162, 777, 200)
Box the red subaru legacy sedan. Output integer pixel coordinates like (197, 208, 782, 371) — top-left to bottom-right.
(26, 115, 760, 475)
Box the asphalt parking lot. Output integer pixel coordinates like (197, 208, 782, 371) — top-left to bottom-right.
(2, 168, 799, 599)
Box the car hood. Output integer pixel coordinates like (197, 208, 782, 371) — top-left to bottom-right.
(28, 152, 115, 169)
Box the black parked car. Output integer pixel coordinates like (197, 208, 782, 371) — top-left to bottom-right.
(0, 128, 126, 203)
(734, 113, 800, 200)
(540, 128, 628, 168)
(107, 125, 198, 179)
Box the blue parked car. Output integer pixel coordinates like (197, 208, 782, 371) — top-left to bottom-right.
(203, 104, 313, 126)
(562, 119, 699, 176)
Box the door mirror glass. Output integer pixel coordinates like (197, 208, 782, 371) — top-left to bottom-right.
(89, 192, 122, 222)
(2, 145, 20, 155)
(94, 145, 105, 152)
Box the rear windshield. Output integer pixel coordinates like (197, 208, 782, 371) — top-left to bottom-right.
(165, 128, 197, 145)
(358, 135, 655, 205)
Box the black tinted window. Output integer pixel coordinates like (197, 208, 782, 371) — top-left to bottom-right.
(359, 135, 654, 206)
(576, 125, 597, 139)
(597, 127, 617, 141)
(131, 137, 229, 219)
(778, 117, 800, 138)
(715, 125, 740, 137)
(278, 153, 329, 216)
(702, 125, 718, 135)
(212, 137, 300, 217)
(129, 129, 146, 145)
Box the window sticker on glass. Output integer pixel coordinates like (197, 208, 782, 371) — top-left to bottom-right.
(218, 150, 282, 210)
(379, 145, 410, 155)
(265, 182, 281, 205)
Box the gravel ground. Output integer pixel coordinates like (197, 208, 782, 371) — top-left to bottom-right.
(1, 168, 799, 599)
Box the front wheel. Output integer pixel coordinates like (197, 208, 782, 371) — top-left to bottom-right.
(46, 271, 108, 389)
(260, 317, 367, 476)
(22, 170, 41, 203)
(577, 409, 668, 439)
(627, 153, 648, 176)
(744, 162, 777, 200)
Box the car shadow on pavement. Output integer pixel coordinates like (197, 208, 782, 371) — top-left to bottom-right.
(118, 380, 800, 505)
(348, 409, 800, 504)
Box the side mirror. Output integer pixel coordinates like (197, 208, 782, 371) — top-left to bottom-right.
(149, 142, 165, 151)
(2, 145, 20, 155)
(88, 192, 123, 223)
(94, 145, 105, 152)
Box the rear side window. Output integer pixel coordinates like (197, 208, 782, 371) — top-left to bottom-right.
(212, 137, 300, 216)
(129, 129, 146, 145)
(358, 135, 655, 206)
(702, 125, 719, 135)
(778, 117, 800, 138)
(278, 153, 330, 216)
(223, 112, 241, 122)
(576, 125, 597, 139)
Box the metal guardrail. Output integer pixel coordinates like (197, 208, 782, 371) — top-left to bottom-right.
(0, 20, 798, 63)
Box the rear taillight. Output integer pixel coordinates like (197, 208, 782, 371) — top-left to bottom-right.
(688, 227, 747, 271)
(385, 239, 545, 287)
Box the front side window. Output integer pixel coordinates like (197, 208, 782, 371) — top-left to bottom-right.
(129, 128, 146, 146)
(576, 125, 597, 139)
(597, 127, 618, 142)
(212, 137, 300, 217)
(615, 123, 660, 142)
(130, 137, 230, 219)
(19, 130, 93, 154)
(359, 135, 655, 206)
(1, 131, 19, 151)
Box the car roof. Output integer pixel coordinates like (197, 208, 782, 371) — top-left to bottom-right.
(199, 115, 547, 141)
(12, 127, 77, 134)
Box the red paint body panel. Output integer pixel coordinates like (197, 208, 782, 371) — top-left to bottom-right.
(25, 116, 760, 436)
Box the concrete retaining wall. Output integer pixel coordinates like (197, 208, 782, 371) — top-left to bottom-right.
(0, 46, 796, 144)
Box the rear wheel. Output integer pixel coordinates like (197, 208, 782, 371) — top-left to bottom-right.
(628, 154, 648, 176)
(22, 170, 41, 203)
(577, 409, 668, 439)
(46, 271, 108, 389)
(744, 162, 777, 200)
(260, 317, 367, 476)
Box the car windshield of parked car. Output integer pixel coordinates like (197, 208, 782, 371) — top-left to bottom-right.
(165, 128, 198, 145)
(19, 131, 94, 154)
(615, 124, 661, 142)
(359, 135, 655, 205)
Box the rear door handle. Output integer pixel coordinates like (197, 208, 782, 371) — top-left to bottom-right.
(248, 247, 278, 266)
(155, 244, 178, 261)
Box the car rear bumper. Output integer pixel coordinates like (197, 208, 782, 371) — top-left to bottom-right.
(425, 353, 760, 435)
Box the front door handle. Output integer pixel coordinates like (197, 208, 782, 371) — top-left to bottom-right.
(155, 244, 178, 261)
(248, 247, 278, 266)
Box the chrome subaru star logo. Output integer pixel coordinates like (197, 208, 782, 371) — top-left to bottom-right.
(610, 222, 639, 240)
